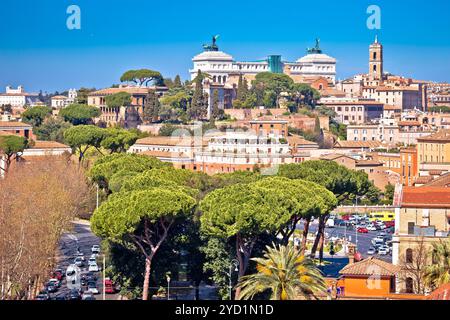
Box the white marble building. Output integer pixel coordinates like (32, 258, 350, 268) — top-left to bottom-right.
(190, 38, 336, 84)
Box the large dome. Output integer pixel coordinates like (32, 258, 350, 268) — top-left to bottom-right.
(192, 50, 233, 62)
(296, 53, 336, 64)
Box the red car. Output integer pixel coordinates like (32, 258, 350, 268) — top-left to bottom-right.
(384, 221, 395, 228)
(357, 227, 369, 233)
(104, 278, 116, 294)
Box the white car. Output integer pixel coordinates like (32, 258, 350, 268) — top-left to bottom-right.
(91, 245, 100, 254)
(88, 262, 100, 272)
(367, 247, 376, 255)
(367, 224, 377, 231)
(379, 245, 391, 254)
(87, 282, 99, 294)
(378, 247, 388, 255)
(88, 257, 97, 265)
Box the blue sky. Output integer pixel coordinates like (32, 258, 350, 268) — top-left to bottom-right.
(1, 0, 449, 92)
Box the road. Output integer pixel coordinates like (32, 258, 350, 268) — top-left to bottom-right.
(52, 220, 116, 300)
(297, 221, 393, 263)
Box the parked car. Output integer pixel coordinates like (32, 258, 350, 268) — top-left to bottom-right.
(104, 278, 116, 294)
(379, 245, 391, 254)
(384, 221, 395, 228)
(68, 289, 82, 300)
(35, 291, 50, 300)
(367, 224, 377, 231)
(88, 262, 100, 272)
(86, 272, 97, 281)
(53, 269, 64, 281)
(378, 247, 388, 255)
(74, 257, 84, 267)
(367, 247, 377, 255)
(46, 282, 58, 293)
(87, 282, 99, 294)
(357, 227, 369, 233)
(91, 245, 100, 254)
(48, 278, 61, 288)
(82, 292, 95, 300)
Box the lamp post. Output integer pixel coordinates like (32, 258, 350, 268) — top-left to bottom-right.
(166, 273, 171, 300)
(102, 254, 106, 301)
(227, 259, 239, 300)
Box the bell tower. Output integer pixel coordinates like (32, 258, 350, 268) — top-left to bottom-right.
(369, 35, 383, 81)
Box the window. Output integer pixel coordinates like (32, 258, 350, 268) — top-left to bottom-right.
(407, 222, 415, 235)
(406, 248, 413, 263)
(405, 277, 414, 293)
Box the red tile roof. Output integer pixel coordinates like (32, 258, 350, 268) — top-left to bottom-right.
(0, 121, 32, 128)
(427, 283, 450, 300)
(401, 186, 450, 208)
(417, 129, 450, 143)
(339, 257, 401, 277)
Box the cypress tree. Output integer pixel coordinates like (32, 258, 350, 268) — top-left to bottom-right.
(211, 89, 221, 120)
(189, 71, 208, 120)
(143, 90, 160, 123)
(174, 75, 182, 88)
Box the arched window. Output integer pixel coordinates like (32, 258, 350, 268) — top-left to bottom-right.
(373, 65, 377, 72)
(405, 277, 414, 293)
(373, 52, 377, 60)
(406, 248, 413, 263)
(213, 76, 217, 83)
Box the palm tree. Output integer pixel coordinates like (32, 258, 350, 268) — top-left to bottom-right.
(424, 240, 450, 290)
(237, 244, 328, 300)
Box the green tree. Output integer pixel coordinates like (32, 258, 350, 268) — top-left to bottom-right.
(120, 69, 163, 87)
(200, 183, 297, 298)
(174, 75, 182, 88)
(291, 83, 321, 108)
(251, 177, 337, 248)
(59, 104, 101, 125)
(101, 128, 138, 153)
(211, 89, 222, 121)
(238, 244, 327, 300)
(142, 91, 160, 123)
(63, 125, 106, 163)
(34, 117, 72, 142)
(278, 160, 380, 261)
(424, 240, 450, 290)
(0, 135, 28, 172)
(76, 88, 96, 104)
(188, 71, 208, 121)
(88, 153, 170, 190)
(91, 188, 197, 300)
(0, 104, 13, 114)
(21, 106, 52, 127)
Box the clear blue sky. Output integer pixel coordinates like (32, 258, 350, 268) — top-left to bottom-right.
(1, 0, 449, 93)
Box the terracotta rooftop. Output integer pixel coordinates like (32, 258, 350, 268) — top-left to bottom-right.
(134, 136, 209, 147)
(356, 159, 383, 167)
(51, 95, 68, 100)
(0, 121, 32, 128)
(421, 173, 450, 188)
(89, 86, 166, 96)
(322, 101, 383, 106)
(339, 257, 401, 277)
(287, 135, 319, 146)
(320, 153, 355, 161)
(427, 283, 450, 300)
(414, 176, 434, 185)
(334, 140, 383, 149)
(417, 129, 450, 143)
(376, 86, 419, 92)
(401, 186, 450, 208)
(383, 104, 402, 110)
(141, 150, 192, 159)
(29, 141, 71, 150)
(398, 121, 421, 126)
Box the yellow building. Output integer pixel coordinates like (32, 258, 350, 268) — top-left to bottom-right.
(417, 129, 450, 165)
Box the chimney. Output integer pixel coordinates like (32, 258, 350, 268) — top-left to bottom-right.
(347, 243, 356, 264)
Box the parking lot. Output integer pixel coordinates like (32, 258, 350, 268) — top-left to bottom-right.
(299, 215, 394, 262)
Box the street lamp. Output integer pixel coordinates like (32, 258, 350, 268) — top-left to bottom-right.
(224, 259, 239, 300)
(166, 273, 171, 300)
